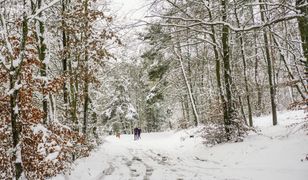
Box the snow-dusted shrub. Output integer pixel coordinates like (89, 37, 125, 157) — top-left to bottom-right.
(202, 112, 251, 146)
(178, 118, 189, 129)
(0, 47, 90, 179)
(24, 66, 90, 179)
(201, 123, 227, 145)
(22, 123, 81, 179)
(227, 116, 251, 142)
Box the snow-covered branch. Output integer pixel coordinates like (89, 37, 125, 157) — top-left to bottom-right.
(0, 13, 14, 57)
(0, 12, 13, 71)
(297, 2, 308, 8)
(28, 0, 60, 21)
(149, 13, 304, 32)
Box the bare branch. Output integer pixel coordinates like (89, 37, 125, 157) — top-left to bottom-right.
(148, 13, 304, 32)
(27, 0, 60, 21)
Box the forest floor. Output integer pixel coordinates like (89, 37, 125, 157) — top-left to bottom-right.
(52, 110, 308, 180)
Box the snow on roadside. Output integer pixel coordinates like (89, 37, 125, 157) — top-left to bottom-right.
(254, 110, 306, 127)
(52, 110, 308, 180)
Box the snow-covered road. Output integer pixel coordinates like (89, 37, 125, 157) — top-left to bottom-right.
(53, 110, 308, 180)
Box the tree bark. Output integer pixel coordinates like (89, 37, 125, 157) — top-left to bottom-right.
(249, 5, 263, 116)
(11, 0, 29, 178)
(221, 0, 232, 133)
(205, 0, 228, 132)
(174, 48, 199, 126)
(259, 0, 277, 125)
(234, 6, 253, 126)
(69, 59, 78, 129)
(296, 0, 308, 84)
(10, 73, 22, 180)
(36, 0, 48, 124)
(82, 0, 90, 134)
(62, 0, 68, 105)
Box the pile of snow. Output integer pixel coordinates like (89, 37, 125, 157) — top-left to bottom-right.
(52, 110, 308, 180)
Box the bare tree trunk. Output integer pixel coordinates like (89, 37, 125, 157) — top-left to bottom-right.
(259, 0, 277, 125)
(249, 4, 263, 116)
(10, 73, 22, 180)
(83, 75, 89, 134)
(82, 0, 90, 134)
(238, 95, 247, 125)
(188, 60, 199, 125)
(205, 0, 228, 132)
(221, 0, 232, 133)
(174, 48, 199, 126)
(10, 0, 29, 177)
(1, 7, 23, 178)
(62, 0, 68, 105)
(296, 0, 308, 85)
(234, 6, 253, 126)
(69, 59, 78, 129)
(49, 94, 56, 121)
(35, 0, 48, 124)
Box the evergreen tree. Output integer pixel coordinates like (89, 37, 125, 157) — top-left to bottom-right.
(102, 80, 139, 134)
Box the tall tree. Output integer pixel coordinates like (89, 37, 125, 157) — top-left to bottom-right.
(32, 0, 48, 123)
(259, 0, 277, 125)
(234, 4, 253, 127)
(0, 0, 118, 178)
(82, 0, 90, 135)
(296, 0, 308, 89)
(221, 0, 234, 133)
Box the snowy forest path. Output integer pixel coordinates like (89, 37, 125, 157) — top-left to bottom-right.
(93, 133, 219, 180)
(52, 111, 308, 180)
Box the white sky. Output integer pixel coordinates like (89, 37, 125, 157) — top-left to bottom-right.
(110, 0, 148, 21)
(106, 0, 151, 62)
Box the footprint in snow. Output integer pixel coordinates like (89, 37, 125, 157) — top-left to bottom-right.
(126, 160, 132, 167)
(132, 156, 142, 162)
(130, 169, 140, 177)
(103, 165, 115, 175)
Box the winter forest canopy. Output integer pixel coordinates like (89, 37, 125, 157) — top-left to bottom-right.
(0, 0, 307, 179)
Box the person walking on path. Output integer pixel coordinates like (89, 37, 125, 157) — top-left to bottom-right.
(134, 127, 138, 140)
(137, 128, 141, 140)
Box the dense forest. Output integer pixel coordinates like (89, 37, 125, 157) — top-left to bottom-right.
(0, 0, 307, 179)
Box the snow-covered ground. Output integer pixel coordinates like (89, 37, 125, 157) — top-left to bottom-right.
(53, 110, 308, 180)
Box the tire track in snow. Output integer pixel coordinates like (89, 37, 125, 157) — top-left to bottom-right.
(125, 148, 154, 179)
(94, 164, 115, 180)
(126, 148, 219, 180)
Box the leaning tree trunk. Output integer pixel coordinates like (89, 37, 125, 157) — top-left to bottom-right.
(271, 34, 306, 100)
(174, 47, 200, 126)
(186, 26, 199, 126)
